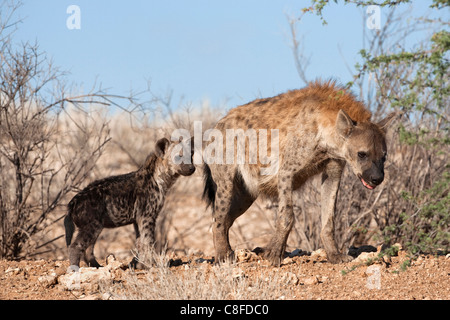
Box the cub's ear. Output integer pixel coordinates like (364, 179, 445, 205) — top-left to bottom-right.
(155, 138, 170, 158)
(336, 109, 355, 138)
(377, 112, 401, 132)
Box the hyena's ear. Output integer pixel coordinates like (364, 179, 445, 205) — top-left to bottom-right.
(155, 138, 170, 158)
(377, 112, 400, 133)
(336, 109, 355, 138)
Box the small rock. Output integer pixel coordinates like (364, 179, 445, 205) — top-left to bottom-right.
(352, 252, 378, 264)
(289, 248, 307, 258)
(353, 290, 361, 297)
(38, 273, 58, 288)
(5, 267, 21, 275)
(70, 291, 85, 299)
(77, 294, 101, 300)
(303, 276, 319, 285)
(59, 267, 114, 292)
(236, 249, 259, 262)
(281, 272, 299, 285)
(282, 257, 294, 265)
(102, 292, 113, 300)
(310, 248, 327, 261)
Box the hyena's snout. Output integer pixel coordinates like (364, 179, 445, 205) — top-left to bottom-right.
(359, 163, 384, 190)
(179, 163, 196, 176)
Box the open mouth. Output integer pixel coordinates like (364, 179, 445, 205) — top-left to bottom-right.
(358, 175, 375, 190)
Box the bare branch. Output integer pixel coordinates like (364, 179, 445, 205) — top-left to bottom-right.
(287, 13, 310, 85)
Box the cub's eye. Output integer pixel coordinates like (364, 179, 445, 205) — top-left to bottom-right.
(357, 152, 368, 159)
(382, 153, 387, 162)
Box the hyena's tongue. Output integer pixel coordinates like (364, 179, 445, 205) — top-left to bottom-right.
(361, 177, 375, 190)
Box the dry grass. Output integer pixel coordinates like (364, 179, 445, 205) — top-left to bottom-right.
(107, 250, 296, 300)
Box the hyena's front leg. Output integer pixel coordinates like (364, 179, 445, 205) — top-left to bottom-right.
(264, 172, 295, 266)
(132, 215, 157, 269)
(320, 160, 353, 263)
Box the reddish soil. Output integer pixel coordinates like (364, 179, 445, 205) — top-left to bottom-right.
(1, 249, 448, 300)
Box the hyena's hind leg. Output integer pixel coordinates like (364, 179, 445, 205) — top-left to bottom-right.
(84, 237, 102, 268)
(69, 224, 103, 268)
(212, 173, 255, 263)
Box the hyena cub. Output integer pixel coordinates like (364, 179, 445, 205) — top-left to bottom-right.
(64, 137, 195, 269)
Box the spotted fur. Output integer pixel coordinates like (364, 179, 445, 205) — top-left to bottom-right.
(64, 138, 195, 268)
(203, 80, 397, 266)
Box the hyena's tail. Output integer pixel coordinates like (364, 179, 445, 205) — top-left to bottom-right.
(202, 164, 217, 210)
(64, 207, 75, 247)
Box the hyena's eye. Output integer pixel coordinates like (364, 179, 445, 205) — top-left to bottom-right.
(357, 152, 368, 159)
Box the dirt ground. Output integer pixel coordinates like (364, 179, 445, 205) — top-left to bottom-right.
(1, 177, 448, 301)
(1, 247, 448, 300)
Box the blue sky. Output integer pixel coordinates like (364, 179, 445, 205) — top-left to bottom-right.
(12, 1, 442, 110)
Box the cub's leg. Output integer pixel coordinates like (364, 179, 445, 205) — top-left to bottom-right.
(132, 214, 157, 269)
(69, 223, 103, 268)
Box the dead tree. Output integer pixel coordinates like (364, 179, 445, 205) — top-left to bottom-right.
(0, 1, 146, 259)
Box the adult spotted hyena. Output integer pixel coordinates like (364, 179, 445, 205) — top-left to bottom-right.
(203, 81, 397, 266)
(64, 137, 195, 269)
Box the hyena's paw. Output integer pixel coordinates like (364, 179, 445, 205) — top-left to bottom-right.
(326, 252, 354, 264)
(259, 246, 285, 267)
(214, 250, 235, 265)
(87, 259, 102, 268)
(129, 257, 149, 270)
